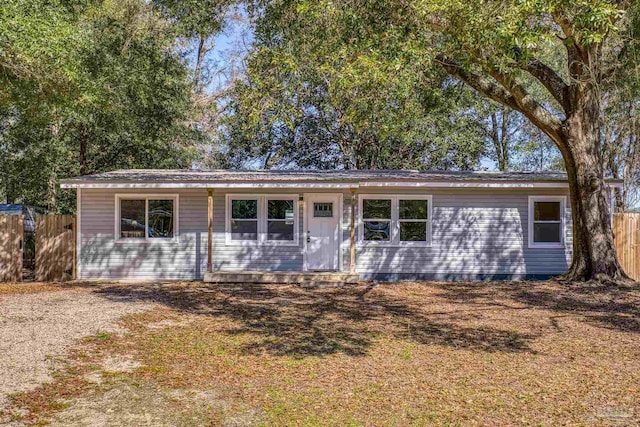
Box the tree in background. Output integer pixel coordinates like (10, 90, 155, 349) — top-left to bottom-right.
(154, 0, 248, 168)
(476, 101, 565, 172)
(220, 3, 486, 170)
(0, 0, 207, 212)
(601, 47, 640, 211)
(482, 106, 519, 172)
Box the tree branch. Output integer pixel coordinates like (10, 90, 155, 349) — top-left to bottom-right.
(489, 69, 565, 143)
(436, 55, 520, 111)
(437, 55, 565, 144)
(519, 55, 569, 110)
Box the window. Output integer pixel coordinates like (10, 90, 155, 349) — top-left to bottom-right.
(226, 194, 299, 245)
(231, 199, 258, 241)
(528, 196, 565, 248)
(359, 195, 432, 246)
(120, 199, 146, 239)
(313, 202, 333, 218)
(268, 199, 295, 241)
(399, 199, 429, 242)
(148, 199, 174, 238)
(116, 195, 178, 241)
(362, 199, 391, 241)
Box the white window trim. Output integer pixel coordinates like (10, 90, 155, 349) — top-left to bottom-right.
(225, 194, 299, 246)
(225, 194, 260, 247)
(114, 194, 179, 243)
(528, 195, 566, 249)
(358, 194, 432, 247)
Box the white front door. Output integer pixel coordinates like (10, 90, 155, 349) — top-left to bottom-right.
(305, 193, 342, 271)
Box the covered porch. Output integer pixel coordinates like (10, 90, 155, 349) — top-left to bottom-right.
(203, 187, 360, 284)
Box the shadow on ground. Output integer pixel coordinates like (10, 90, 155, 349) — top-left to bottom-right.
(430, 280, 640, 333)
(70, 281, 537, 357)
(62, 279, 639, 359)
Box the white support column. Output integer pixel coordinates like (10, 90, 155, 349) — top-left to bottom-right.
(350, 188, 356, 274)
(207, 188, 214, 272)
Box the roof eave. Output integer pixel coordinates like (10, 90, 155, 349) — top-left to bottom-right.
(60, 179, 624, 189)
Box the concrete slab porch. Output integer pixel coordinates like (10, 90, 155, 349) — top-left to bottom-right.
(203, 271, 360, 285)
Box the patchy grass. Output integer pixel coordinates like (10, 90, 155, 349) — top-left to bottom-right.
(0, 282, 65, 295)
(5, 280, 640, 426)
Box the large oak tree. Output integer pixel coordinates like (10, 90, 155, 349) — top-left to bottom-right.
(251, 0, 639, 282)
(423, 0, 638, 282)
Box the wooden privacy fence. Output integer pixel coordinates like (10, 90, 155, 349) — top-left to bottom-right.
(0, 215, 23, 282)
(613, 213, 640, 281)
(35, 214, 76, 282)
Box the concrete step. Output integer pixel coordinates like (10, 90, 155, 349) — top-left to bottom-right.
(203, 271, 360, 284)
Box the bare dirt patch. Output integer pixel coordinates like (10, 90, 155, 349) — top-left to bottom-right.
(5, 280, 640, 426)
(0, 284, 155, 415)
(46, 376, 230, 427)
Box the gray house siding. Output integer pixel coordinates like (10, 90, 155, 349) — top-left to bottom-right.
(78, 188, 207, 280)
(78, 187, 572, 280)
(210, 190, 305, 272)
(354, 189, 572, 280)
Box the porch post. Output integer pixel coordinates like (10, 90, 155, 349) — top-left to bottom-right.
(207, 188, 214, 272)
(350, 187, 356, 274)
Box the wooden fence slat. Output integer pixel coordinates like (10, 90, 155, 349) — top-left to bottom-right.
(613, 213, 640, 281)
(16, 216, 23, 281)
(35, 214, 76, 282)
(35, 216, 43, 281)
(0, 215, 23, 282)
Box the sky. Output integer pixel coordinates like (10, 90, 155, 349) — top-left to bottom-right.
(205, 6, 254, 95)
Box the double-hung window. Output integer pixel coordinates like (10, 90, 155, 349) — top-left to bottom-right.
(359, 195, 432, 246)
(116, 194, 178, 241)
(528, 196, 565, 248)
(230, 198, 259, 241)
(399, 198, 430, 242)
(362, 199, 392, 242)
(226, 194, 298, 245)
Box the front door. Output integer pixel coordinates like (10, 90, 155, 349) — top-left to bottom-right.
(305, 193, 341, 271)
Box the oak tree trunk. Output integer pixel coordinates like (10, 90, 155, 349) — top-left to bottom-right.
(560, 74, 627, 282)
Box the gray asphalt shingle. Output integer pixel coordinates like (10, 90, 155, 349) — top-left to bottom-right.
(61, 169, 616, 184)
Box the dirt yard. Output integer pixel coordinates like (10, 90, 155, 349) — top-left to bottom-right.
(1, 280, 639, 426)
(0, 283, 156, 415)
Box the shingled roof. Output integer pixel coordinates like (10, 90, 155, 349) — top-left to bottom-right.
(60, 169, 623, 188)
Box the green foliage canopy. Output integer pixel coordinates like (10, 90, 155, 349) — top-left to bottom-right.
(0, 0, 202, 212)
(221, 0, 487, 170)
